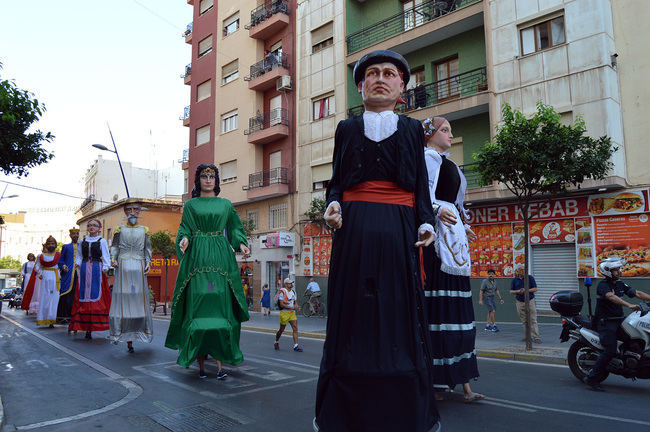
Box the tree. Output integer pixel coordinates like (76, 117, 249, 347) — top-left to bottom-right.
(473, 102, 615, 350)
(305, 197, 327, 226)
(150, 230, 176, 315)
(241, 216, 256, 239)
(0, 62, 54, 177)
(0, 256, 21, 270)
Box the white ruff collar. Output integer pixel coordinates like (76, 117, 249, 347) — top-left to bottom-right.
(363, 110, 398, 142)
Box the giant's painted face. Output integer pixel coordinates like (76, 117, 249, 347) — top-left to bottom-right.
(357, 62, 404, 107)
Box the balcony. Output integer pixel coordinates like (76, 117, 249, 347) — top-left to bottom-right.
(244, 53, 290, 91)
(246, 0, 290, 40)
(346, 0, 482, 59)
(184, 22, 193, 44)
(348, 67, 488, 119)
(244, 108, 290, 145)
(78, 194, 96, 214)
(180, 106, 190, 127)
(181, 63, 191, 85)
(243, 167, 290, 200)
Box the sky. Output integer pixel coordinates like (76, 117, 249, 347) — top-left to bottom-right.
(0, 0, 192, 213)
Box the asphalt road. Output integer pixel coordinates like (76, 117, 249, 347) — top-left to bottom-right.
(1, 306, 649, 432)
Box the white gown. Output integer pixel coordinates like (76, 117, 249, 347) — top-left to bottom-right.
(109, 225, 153, 343)
(35, 253, 61, 325)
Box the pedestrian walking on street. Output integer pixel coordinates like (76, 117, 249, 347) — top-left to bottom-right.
(510, 266, 541, 344)
(164, 164, 250, 379)
(274, 278, 302, 352)
(261, 283, 270, 316)
(69, 219, 112, 339)
(314, 50, 439, 432)
(479, 269, 504, 332)
(422, 116, 484, 403)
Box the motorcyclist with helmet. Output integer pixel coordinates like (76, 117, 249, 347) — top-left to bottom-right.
(584, 257, 650, 391)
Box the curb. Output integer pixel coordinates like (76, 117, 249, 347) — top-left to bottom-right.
(476, 349, 567, 365)
(154, 318, 567, 366)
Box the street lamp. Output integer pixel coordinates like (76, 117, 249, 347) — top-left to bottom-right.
(91, 137, 130, 198)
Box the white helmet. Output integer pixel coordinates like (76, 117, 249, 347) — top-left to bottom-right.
(599, 257, 625, 279)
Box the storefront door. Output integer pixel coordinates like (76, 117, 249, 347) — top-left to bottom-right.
(532, 244, 578, 311)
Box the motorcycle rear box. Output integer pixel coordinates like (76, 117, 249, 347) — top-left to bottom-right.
(549, 291, 583, 316)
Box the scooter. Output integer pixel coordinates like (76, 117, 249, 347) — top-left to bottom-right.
(550, 279, 650, 383)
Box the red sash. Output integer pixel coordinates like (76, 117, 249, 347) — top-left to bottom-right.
(341, 181, 426, 289)
(343, 181, 414, 207)
(40, 252, 61, 267)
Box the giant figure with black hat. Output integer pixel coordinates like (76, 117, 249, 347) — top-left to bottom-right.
(314, 50, 440, 432)
(57, 227, 80, 323)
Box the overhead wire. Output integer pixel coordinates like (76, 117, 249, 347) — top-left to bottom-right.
(0, 180, 114, 205)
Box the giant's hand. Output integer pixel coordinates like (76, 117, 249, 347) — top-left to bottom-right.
(241, 245, 251, 259)
(415, 229, 434, 247)
(179, 237, 189, 254)
(465, 226, 477, 243)
(324, 202, 342, 230)
(438, 207, 457, 227)
(111, 259, 118, 268)
(144, 265, 150, 274)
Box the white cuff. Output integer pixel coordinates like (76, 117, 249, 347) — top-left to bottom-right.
(325, 201, 342, 228)
(418, 223, 434, 235)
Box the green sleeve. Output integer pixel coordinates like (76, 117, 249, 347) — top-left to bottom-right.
(226, 201, 248, 252)
(176, 201, 195, 258)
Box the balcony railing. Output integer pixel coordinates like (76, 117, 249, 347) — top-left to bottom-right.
(181, 149, 189, 163)
(79, 194, 95, 211)
(346, 0, 480, 54)
(246, 0, 290, 29)
(180, 106, 190, 121)
(347, 67, 487, 118)
(243, 167, 289, 190)
(459, 163, 486, 189)
(244, 108, 290, 135)
(180, 63, 191, 79)
(183, 22, 193, 38)
(244, 53, 289, 81)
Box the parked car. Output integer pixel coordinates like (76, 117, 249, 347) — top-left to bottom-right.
(1, 288, 15, 299)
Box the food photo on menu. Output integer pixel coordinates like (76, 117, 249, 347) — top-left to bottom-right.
(596, 245, 650, 277)
(588, 190, 645, 216)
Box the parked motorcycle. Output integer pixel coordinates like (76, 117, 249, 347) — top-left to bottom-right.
(550, 283, 650, 383)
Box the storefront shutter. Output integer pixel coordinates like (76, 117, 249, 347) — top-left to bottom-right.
(531, 244, 578, 311)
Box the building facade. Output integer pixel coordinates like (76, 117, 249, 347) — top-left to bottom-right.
(182, 0, 299, 307)
(79, 155, 183, 217)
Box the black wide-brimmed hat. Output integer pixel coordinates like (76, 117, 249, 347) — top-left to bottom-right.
(353, 49, 410, 86)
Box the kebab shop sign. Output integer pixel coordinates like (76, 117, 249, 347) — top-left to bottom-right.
(466, 197, 588, 225)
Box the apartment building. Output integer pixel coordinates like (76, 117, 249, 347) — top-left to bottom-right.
(345, 0, 650, 321)
(182, 0, 299, 305)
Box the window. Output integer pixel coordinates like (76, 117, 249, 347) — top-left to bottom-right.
(311, 22, 333, 53)
(312, 94, 335, 120)
(198, 35, 212, 57)
(221, 60, 239, 85)
(246, 210, 258, 231)
(196, 124, 210, 146)
(311, 163, 332, 191)
(402, 0, 424, 31)
(221, 110, 238, 133)
(520, 15, 565, 55)
(199, 0, 213, 14)
(220, 160, 237, 183)
(184, 169, 189, 194)
(434, 57, 459, 101)
(196, 79, 211, 102)
(406, 66, 426, 109)
(269, 95, 282, 126)
(269, 202, 287, 229)
(313, 180, 329, 191)
(223, 12, 240, 37)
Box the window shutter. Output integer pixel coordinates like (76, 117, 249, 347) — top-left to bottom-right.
(199, 0, 213, 14)
(311, 22, 333, 46)
(312, 164, 332, 182)
(197, 80, 211, 102)
(224, 12, 239, 28)
(196, 124, 210, 146)
(222, 60, 238, 77)
(220, 160, 237, 180)
(198, 35, 212, 55)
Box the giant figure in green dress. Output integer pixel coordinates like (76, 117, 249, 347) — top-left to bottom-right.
(165, 164, 251, 378)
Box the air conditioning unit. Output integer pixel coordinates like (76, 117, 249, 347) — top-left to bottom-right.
(276, 75, 292, 92)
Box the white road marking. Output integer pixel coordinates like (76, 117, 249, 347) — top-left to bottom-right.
(243, 354, 320, 373)
(480, 356, 568, 368)
(1, 314, 143, 430)
(485, 396, 650, 426)
(479, 400, 537, 412)
(241, 328, 326, 341)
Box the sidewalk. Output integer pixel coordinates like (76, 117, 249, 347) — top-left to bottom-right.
(153, 309, 569, 365)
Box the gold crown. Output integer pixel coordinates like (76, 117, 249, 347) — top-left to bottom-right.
(201, 167, 216, 176)
(69, 228, 80, 233)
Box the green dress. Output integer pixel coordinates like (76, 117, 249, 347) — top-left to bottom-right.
(164, 197, 250, 367)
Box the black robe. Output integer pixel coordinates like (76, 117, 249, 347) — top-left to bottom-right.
(315, 115, 439, 432)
